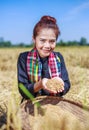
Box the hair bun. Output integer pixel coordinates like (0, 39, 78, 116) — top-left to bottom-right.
(40, 15, 56, 24)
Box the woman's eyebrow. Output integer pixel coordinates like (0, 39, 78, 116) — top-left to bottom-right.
(40, 37, 56, 40)
(40, 37, 46, 39)
(40, 38, 46, 41)
(50, 39, 56, 41)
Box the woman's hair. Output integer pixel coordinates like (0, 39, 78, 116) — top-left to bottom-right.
(33, 15, 60, 39)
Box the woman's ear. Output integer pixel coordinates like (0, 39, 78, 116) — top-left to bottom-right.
(32, 36, 35, 43)
(32, 36, 36, 47)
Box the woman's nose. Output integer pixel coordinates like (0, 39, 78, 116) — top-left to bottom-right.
(44, 42, 50, 48)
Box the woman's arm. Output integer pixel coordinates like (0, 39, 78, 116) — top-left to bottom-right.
(17, 52, 39, 98)
(57, 52, 71, 95)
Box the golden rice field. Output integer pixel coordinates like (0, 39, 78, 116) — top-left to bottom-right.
(0, 46, 89, 130)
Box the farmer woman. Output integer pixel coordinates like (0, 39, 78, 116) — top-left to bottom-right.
(17, 15, 70, 99)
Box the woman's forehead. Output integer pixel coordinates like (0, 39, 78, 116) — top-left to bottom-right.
(37, 28, 56, 38)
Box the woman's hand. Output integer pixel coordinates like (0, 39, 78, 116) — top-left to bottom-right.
(52, 77, 64, 93)
(42, 77, 64, 94)
(34, 77, 64, 94)
(42, 78, 58, 94)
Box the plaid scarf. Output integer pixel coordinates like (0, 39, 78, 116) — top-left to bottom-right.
(27, 48, 61, 83)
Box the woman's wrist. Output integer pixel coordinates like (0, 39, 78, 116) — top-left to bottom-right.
(34, 80, 43, 92)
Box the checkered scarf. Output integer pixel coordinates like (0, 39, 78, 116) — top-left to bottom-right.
(27, 48, 61, 83)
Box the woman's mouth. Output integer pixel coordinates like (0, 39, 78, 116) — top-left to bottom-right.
(43, 49, 50, 53)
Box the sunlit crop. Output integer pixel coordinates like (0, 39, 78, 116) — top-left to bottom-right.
(0, 46, 89, 130)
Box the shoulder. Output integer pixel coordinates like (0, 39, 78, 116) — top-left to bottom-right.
(19, 51, 29, 58)
(18, 51, 28, 59)
(18, 51, 29, 63)
(54, 51, 64, 61)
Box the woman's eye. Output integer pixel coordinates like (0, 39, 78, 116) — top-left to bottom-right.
(50, 40, 56, 44)
(40, 39, 45, 43)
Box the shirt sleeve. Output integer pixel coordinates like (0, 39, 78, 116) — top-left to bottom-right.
(17, 52, 36, 99)
(56, 52, 71, 96)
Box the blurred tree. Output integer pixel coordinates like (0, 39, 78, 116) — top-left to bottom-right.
(59, 39, 65, 46)
(57, 39, 66, 46)
(79, 37, 87, 45)
(18, 42, 25, 47)
(4, 41, 12, 47)
(0, 41, 12, 47)
(0, 37, 4, 42)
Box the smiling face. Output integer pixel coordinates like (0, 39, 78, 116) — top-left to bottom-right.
(33, 28, 56, 58)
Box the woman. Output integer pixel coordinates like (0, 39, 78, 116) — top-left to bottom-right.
(17, 15, 70, 99)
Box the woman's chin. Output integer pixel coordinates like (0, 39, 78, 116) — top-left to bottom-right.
(40, 53, 50, 58)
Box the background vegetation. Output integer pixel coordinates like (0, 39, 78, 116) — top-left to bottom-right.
(0, 37, 89, 47)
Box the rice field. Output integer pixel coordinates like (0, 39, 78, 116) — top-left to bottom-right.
(0, 46, 89, 130)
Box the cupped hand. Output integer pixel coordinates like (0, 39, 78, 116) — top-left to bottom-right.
(52, 77, 64, 93)
(42, 78, 57, 94)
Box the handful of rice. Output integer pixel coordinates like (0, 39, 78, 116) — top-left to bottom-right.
(46, 78, 64, 92)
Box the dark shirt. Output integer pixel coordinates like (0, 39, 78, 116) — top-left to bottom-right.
(17, 51, 71, 99)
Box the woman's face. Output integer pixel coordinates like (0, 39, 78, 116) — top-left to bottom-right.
(33, 28, 56, 58)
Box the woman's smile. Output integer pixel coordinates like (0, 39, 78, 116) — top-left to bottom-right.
(33, 28, 56, 58)
(42, 49, 50, 53)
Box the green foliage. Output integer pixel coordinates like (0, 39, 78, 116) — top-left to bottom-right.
(79, 37, 87, 45)
(19, 83, 40, 107)
(0, 41, 12, 47)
